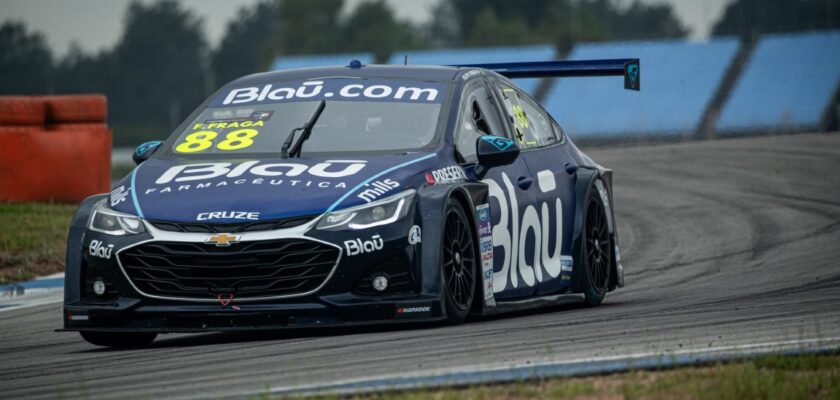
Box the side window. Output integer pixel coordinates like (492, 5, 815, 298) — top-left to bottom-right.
(455, 82, 505, 164)
(550, 119, 566, 143)
(497, 83, 558, 149)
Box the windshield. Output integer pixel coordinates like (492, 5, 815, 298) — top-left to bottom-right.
(163, 78, 449, 158)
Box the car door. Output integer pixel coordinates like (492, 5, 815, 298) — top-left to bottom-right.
(454, 77, 539, 301)
(491, 79, 578, 296)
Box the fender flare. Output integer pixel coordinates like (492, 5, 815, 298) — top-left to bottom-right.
(570, 168, 621, 292)
(64, 194, 107, 303)
(415, 182, 488, 313)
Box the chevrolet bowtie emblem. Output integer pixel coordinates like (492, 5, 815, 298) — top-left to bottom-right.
(205, 233, 241, 247)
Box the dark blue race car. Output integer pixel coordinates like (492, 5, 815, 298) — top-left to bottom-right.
(62, 58, 639, 347)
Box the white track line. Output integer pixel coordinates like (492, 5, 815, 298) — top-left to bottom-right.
(0, 273, 64, 313)
(241, 337, 840, 398)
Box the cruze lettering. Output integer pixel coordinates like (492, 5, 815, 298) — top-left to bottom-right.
(196, 211, 260, 221)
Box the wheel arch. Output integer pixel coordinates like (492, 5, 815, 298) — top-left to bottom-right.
(571, 168, 621, 293)
(416, 182, 488, 314)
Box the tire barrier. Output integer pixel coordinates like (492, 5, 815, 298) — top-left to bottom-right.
(0, 95, 112, 203)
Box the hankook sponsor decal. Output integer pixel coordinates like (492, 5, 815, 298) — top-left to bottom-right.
(395, 304, 432, 318)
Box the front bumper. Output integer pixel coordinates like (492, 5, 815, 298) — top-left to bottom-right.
(62, 294, 443, 332)
(64, 211, 443, 333)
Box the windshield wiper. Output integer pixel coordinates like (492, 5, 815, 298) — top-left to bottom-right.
(281, 100, 326, 158)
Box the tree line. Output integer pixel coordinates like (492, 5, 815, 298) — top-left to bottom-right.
(1, 0, 837, 146)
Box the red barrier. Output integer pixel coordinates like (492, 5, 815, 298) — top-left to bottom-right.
(0, 97, 46, 125)
(0, 95, 112, 203)
(43, 95, 108, 123)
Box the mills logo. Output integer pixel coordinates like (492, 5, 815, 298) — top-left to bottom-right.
(357, 179, 400, 203)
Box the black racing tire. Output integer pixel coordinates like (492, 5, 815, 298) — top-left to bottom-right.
(581, 184, 612, 306)
(80, 331, 157, 348)
(441, 198, 478, 324)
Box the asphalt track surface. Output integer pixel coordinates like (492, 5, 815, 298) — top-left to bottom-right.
(2, 133, 839, 399)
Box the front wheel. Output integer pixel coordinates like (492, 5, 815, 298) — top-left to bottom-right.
(80, 331, 157, 348)
(581, 185, 612, 306)
(441, 199, 478, 324)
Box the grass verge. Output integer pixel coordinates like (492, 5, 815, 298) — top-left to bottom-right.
(299, 352, 839, 400)
(0, 203, 77, 284)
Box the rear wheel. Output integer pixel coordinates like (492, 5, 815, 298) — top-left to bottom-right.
(80, 331, 157, 348)
(581, 186, 612, 306)
(441, 199, 477, 324)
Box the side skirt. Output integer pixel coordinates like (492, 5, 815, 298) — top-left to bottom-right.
(484, 293, 585, 315)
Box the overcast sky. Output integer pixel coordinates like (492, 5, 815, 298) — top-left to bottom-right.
(0, 0, 733, 57)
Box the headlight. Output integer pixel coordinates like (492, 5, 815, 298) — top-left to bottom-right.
(317, 189, 415, 231)
(89, 201, 146, 236)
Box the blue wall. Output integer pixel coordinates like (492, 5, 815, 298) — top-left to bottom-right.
(542, 38, 740, 138)
(716, 31, 840, 134)
(387, 45, 556, 96)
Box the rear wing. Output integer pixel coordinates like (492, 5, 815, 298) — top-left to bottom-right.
(453, 58, 640, 91)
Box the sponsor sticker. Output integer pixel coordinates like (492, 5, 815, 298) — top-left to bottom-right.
(110, 185, 130, 207)
(344, 234, 384, 256)
(408, 225, 422, 245)
(213, 79, 446, 107)
(561, 256, 573, 282)
(481, 135, 515, 151)
(357, 179, 399, 203)
(395, 304, 432, 318)
(145, 160, 365, 197)
(460, 69, 483, 81)
(482, 170, 571, 292)
(475, 203, 495, 306)
(426, 166, 468, 185)
(88, 240, 114, 260)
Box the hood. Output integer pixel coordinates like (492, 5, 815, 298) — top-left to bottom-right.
(109, 153, 439, 223)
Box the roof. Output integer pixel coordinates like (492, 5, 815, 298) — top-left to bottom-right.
(227, 64, 466, 88)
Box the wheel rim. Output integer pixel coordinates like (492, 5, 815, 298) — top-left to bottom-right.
(443, 208, 475, 310)
(585, 196, 610, 293)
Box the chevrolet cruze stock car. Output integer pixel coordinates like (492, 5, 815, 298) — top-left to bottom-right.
(62, 58, 640, 347)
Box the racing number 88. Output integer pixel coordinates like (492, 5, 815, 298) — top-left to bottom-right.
(175, 129, 259, 153)
(175, 131, 217, 153)
(217, 129, 258, 151)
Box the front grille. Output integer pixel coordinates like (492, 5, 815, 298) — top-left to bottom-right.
(149, 215, 314, 234)
(119, 239, 339, 300)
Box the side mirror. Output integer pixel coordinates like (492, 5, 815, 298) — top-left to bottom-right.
(133, 141, 163, 165)
(476, 135, 519, 172)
